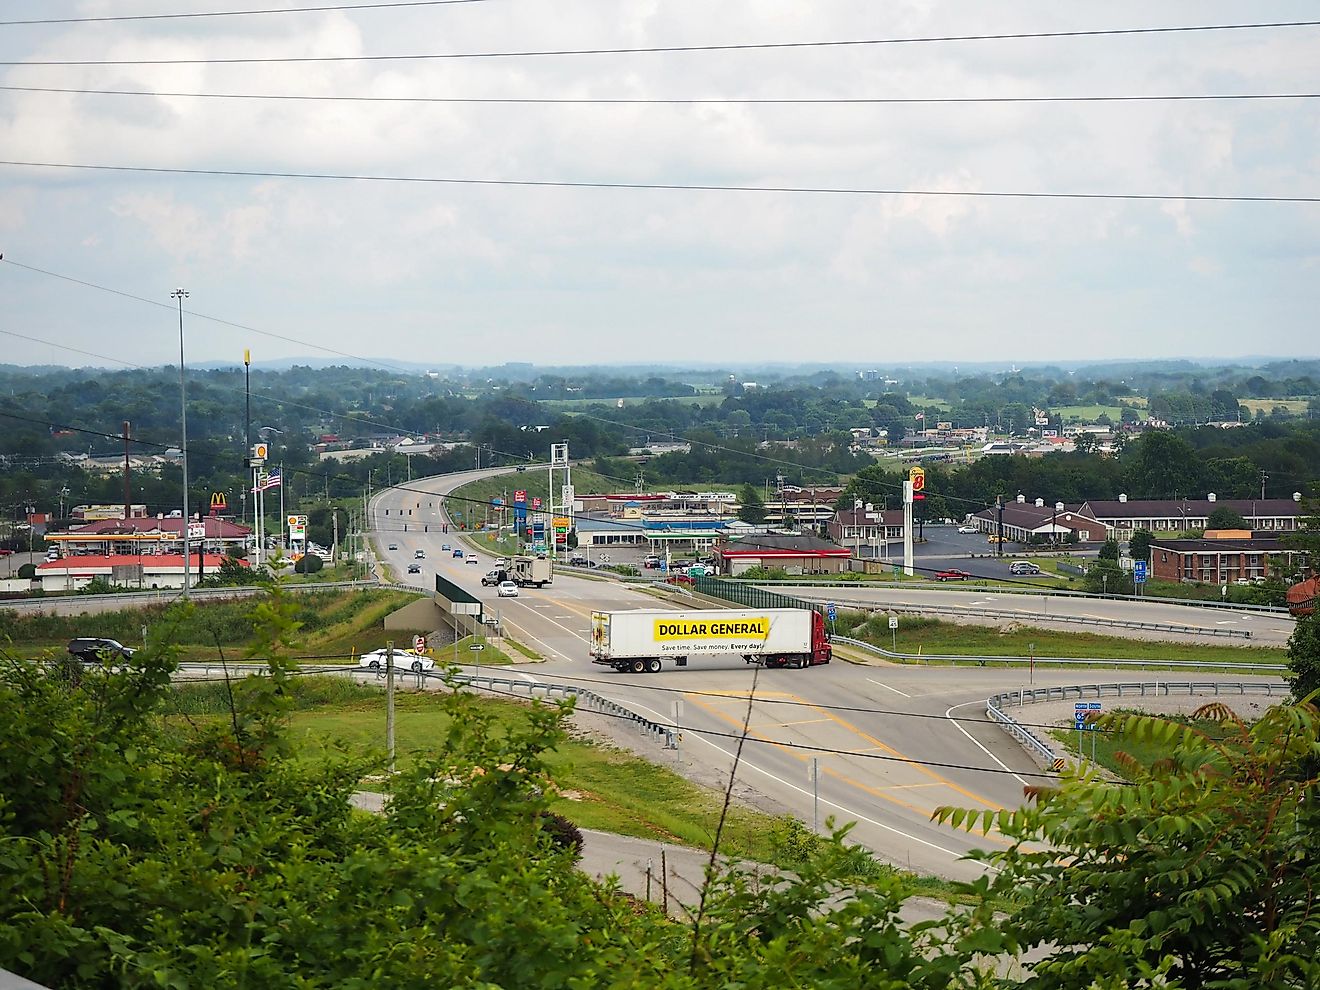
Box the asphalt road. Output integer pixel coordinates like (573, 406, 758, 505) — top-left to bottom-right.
(369, 469, 1289, 881)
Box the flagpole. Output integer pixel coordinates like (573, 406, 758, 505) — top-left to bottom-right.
(279, 463, 286, 551)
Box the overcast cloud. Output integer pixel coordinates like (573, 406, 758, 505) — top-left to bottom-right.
(1, 0, 1318, 369)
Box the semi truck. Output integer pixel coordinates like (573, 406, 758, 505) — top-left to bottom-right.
(590, 607, 831, 674)
(509, 554, 552, 588)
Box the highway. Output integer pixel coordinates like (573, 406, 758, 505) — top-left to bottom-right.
(369, 469, 1289, 880)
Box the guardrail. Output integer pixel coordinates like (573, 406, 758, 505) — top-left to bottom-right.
(828, 635, 1285, 671)
(985, 679, 1291, 769)
(749, 579, 1290, 615)
(821, 596, 1254, 639)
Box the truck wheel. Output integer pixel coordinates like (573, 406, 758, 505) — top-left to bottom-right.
(645, 658, 661, 673)
(631, 659, 646, 673)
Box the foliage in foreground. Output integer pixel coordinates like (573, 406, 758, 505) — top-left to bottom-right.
(3, 588, 1319, 987)
(0, 591, 1003, 988)
(938, 700, 1320, 989)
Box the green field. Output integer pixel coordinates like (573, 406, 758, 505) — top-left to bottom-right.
(257, 682, 960, 899)
(1239, 398, 1313, 416)
(1051, 404, 1125, 424)
(831, 611, 1287, 667)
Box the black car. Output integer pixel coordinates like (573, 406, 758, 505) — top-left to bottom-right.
(67, 637, 136, 663)
(407, 563, 422, 574)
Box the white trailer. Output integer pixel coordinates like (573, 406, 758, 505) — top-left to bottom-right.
(590, 607, 831, 674)
(509, 555, 552, 588)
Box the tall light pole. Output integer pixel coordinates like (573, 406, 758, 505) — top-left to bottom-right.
(1053, 501, 1064, 547)
(172, 287, 191, 597)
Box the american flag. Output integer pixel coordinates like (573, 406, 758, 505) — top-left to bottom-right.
(914, 413, 925, 421)
(253, 470, 282, 493)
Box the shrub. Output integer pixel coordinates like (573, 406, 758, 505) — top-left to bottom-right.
(294, 554, 324, 574)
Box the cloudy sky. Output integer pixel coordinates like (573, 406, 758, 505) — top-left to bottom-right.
(1, 0, 1318, 369)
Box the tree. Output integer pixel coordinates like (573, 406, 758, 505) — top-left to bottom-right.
(1098, 538, 1120, 561)
(1287, 612, 1320, 703)
(1206, 505, 1250, 530)
(1127, 528, 1154, 564)
(939, 700, 1320, 989)
(1073, 431, 1099, 455)
(293, 552, 324, 573)
(737, 484, 767, 524)
(1084, 559, 1132, 595)
(1123, 430, 1202, 498)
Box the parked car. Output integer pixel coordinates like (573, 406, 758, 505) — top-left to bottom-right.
(933, 569, 972, 581)
(1009, 561, 1041, 575)
(357, 648, 433, 672)
(496, 580, 519, 597)
(67, 637, 136, 663)
(642, 555, 662, 569)
(414, 549, 425, 559)
(407, 563, 422, 574)
(957, 525, 978, 534)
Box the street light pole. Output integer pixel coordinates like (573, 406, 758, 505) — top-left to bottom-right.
(172, 287, 191, 598)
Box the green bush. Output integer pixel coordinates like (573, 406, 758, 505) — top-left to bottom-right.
(294, 553, 325, 574)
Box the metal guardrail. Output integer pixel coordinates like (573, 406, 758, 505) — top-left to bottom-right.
(749, 579, 1291, 615)
(985, 679, 1291, 769)
(821, 597, 1253, 639)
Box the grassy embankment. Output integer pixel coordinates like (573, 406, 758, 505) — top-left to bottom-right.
(1047, 711, 1241, 780)
(0, 588, 465, 664)
(830, 610, 1287, 667)
(161, 676, 965, 901)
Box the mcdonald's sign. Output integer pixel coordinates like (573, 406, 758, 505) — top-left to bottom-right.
(209, 492, 228, 515)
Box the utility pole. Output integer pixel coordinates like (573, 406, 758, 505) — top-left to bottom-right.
(1260, 470, 1268, 500)
(996, 495, 1005, 557)
(122, 421, 131, 523)
(332, 506, 339, 567)
(244, 349, 251, 543)
(385, 641, 396, 774)
(172, 287, 191, 598)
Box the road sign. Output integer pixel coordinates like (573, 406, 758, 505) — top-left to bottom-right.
(1133, 560, 1148, 584)
(826, 602, 837, 621)
(888, 616, 899, 630)
(186, 522, 206, 541)
(469, 644, 485, 652)
(600, 554, 611, 563)
(413, 635, 426, 652)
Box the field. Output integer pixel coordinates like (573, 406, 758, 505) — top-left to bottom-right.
(831, 611, 1287, 666)
(0, 588, 426, 663)
(1051, 404, 1125, 424)
(171, 678, 959, 899)
(1238, 398, 1313, 416)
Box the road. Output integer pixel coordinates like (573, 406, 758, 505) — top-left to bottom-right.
(369, 469, 1288, 881)
(772, 585, 1295, 645)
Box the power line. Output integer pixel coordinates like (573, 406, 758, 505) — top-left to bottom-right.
(6, 19, 1318, 66)
(0, 0, 493, 27)
(5, 83, 1318, 106)
(4, 160, 1314, 205)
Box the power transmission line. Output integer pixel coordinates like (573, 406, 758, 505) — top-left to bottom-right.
(6, 19, 1318, 66)
(5, 83, 1317, 106)
(3, 160, 1314, 204)
(0, 0, 494, 27)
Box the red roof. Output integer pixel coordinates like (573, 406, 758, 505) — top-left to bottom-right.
(38, 554, 241, 570)
(57, 517, 251, 538)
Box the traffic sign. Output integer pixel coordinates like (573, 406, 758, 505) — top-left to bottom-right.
(1133, 560, 1148, 584)
(469, 644, 485, 652)
(413, 635, 426, 652)
(888, 616, 899, 630)
(826, 602, 837, 621)
(600, 554, 611, 563)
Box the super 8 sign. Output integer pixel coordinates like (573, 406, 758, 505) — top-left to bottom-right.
(909, 467, 925, 497)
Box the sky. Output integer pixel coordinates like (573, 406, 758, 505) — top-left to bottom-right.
(1, 0, 1318, 370)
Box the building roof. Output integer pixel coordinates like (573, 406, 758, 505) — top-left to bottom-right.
(56, 517, 252, 539)
(833, 508, 905, 527)
(1081, 498, 1304, 519)
(973, 503, 1099, 530)
(719, 534, 850, 557)
(1148, 537, 1292, 553)
(38, 553, 240, 571)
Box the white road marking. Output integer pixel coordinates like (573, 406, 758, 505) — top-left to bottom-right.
(1215, 620, 1235, 626)
(944, 700, 1028, 787)
(866, 678, 911, 698)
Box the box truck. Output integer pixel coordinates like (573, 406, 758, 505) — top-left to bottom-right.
(590, 608, 831, 673)
(509, 555, 552, 588)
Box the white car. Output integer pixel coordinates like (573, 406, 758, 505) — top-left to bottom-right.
(496, 580, 519, 597)
(465, 555, 479, 565)
(957, 525, 978, 534)
(357, 648, 433, 672)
